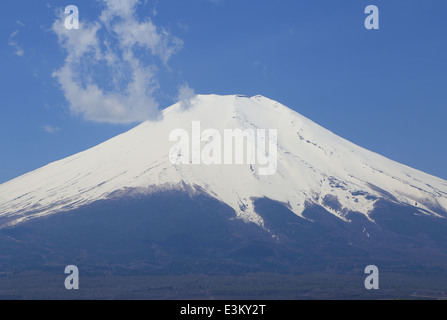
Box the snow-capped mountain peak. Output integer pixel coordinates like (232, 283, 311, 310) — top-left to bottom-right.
(1, 94, 446, 228)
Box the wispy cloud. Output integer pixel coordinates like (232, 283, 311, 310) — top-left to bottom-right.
(8, 22, 25, 57)
(52, 0, 183, 124)
(42, 125, 61, 134)
(176, 83, 196, 110)
(177, 83, 196, 101)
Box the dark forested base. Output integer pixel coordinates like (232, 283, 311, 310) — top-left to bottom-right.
(0, 191, 447, 299)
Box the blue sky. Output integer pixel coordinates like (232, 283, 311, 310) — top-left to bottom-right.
(1, 0, 447, 183)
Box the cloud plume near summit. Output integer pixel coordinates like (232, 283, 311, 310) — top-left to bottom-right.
(52, 0, 183, 124)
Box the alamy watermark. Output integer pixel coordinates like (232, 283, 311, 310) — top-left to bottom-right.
(64, 5, 79, 30)
(364, 5, 379, 30)
(169, 121, 278, 176)
(62, 4, 379, 31)
(364, 265, 379, 290)
(64, 265, 79, 290)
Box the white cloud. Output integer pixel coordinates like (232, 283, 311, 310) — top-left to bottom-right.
(9, 29, 24, 57)
(177, 83, 196, 101)
(176, 83, 196, 110)
(52, 0, 183, 124)
(53, 16, 101, 60)
(100, 0, 139, 21)
(100, 0, 183, 65)
(43, 125, 61, 134)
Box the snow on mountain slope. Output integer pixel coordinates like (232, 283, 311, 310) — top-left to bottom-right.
(1, 94, 447, 228)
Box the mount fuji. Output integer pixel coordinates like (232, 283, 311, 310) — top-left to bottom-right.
(1, 94, 446, 227)
(1, 94, 447, 299)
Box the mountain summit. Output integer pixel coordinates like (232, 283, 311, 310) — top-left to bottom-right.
(1, 94, 447, 228)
